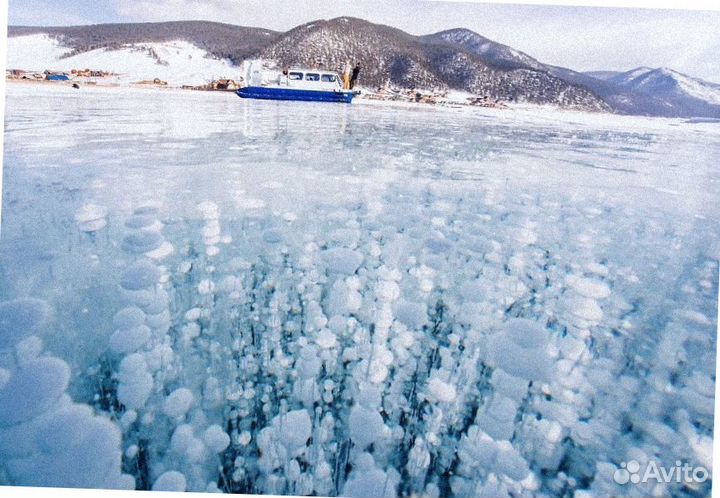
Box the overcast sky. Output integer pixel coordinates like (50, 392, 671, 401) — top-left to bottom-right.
(7, 0, 720, 82)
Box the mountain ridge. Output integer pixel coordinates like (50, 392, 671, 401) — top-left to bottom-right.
(418, 28, 719, 118)
(256, 17, 608, 110)
(8, 21, 280, 64)
(605, 66, 720, 117)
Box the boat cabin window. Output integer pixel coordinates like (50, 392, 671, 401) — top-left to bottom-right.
(321, 74, 337, 82)
(305, 73, 320, 81)
(288, 72, 303, 80)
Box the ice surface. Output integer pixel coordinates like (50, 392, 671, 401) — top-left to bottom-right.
(1, 84, 718, 496)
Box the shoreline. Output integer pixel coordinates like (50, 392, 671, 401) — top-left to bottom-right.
(5, 78, 704, 130)
(3, 77, 593, 115)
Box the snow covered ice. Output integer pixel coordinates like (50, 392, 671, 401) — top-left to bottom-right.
(1, 83, 718, 497)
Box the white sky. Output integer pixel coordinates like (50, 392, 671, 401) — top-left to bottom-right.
(5, 0, 720, 81)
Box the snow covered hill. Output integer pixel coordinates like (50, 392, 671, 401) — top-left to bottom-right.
(595, 67, 720, 118)
(610, 67, 720, 106)
(8, 21, 279, 65)
(420, 28, 545, 71)
(428, 31, 720, 118)
(260, 18, 610, 111)
(6, 34, 242, 86)
(607, 67, 654, 86)
(583, 70, 622, 81)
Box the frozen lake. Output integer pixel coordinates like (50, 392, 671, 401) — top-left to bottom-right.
(1, 84, 718, 497)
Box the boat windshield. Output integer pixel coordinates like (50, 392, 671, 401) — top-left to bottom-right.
(305, 73, 320, 81)
(321, 74, 337, 82)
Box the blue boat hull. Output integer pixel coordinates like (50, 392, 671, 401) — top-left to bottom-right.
(236, 86, 353, 103)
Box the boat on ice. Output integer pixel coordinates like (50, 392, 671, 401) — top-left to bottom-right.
(236, 67, 355, 103)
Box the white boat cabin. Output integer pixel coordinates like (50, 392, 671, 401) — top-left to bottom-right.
(280, 70, 342, 91)
(246, 65, 344, 91)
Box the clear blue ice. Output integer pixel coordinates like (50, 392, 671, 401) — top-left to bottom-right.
(0, 84, 718, 497)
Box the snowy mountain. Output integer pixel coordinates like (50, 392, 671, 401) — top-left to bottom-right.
(539, 65, 674, 117)
(607, 66, 655, 86)
(426, 30, 720, 118)
(259, 17, 442, 91)
(583, 70, 622, 81)
(417, 29, 661, 115)
(8, 21, 279, 64)
(577, 67, 720, 118)
(260, 18, 610, 110)
(610, 67, 720, 107)
(419, 28, 544, 71)
(569, 66, 720, 118)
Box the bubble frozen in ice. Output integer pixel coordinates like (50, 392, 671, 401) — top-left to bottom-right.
(121, 230, 164, 254)
(427, 377, 458, 403)
(0, 357, 70, 425)
(152, 471, 187, 492)
(0, 298, 51, 349)
(74, 203, 108, 232)
(486, 319, 553, 382)
(112, 307, 146, 330)
(120, 260, 161, 291)
(163, 388, 194, 418)
(109, 325, 151, 354)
